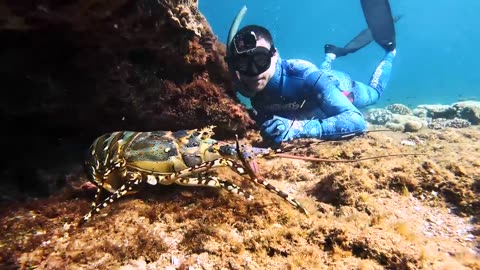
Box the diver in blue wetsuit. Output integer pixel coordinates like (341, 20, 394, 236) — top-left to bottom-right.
(226, 1, 397, 144)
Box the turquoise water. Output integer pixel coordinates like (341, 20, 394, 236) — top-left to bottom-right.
(199, 0, 480, 108)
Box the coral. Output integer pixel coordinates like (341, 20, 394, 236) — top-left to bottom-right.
(373, 101, 479, 133)
(386, 103, 412, 115)
(453, 101, 480, 125)
(417, 104, 457, 119)
(412, 108, 428, 118)
(159, 0, 205, 37)
(365, 109, 393, 125)
(415, 101, 480, 125)
(387, 114, 427, 133)
(427, 118, 471, 129)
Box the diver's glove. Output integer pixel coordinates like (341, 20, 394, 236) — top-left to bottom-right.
(260, 116, 322, 144)
(324, 44, 350, 57)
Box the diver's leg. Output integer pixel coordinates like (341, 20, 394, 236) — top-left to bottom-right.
(321, 47, 396, 109)
(368, 50, 396, 96)
(319, 53, 336, 71)
(351, 50, 396, 108)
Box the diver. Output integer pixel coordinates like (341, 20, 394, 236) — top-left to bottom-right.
(225, 0, 398, 144)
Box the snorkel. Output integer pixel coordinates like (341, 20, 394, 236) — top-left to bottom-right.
(226, 5, 247, 61)
(226, 6, 258, 98)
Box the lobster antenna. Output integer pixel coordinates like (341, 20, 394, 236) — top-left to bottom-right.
(275, 152, 426, 163)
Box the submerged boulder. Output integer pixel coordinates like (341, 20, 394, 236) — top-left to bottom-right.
(417, 104, 457, 119)
(0, 0, 253, 137)
(453, 101, 480, 124)
(0, 0, 254, 198)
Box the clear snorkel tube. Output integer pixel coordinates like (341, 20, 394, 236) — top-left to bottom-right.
(226, 6, 257, 99)
(226, 5, 247, 59)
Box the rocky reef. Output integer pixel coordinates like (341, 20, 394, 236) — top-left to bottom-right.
(0, 2, 479, 269)
(1, 0, 253, 135)
(1, 126, 479, 269)
(365, 101, 480, 132)
(0, 0, 254, 198)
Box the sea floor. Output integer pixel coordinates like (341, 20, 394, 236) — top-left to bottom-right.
(1, 127, 479, 269)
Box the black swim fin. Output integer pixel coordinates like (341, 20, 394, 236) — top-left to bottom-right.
(324, 15, 401, 57)
(360, 0, 396, 51)
(344, 15, 401, 53)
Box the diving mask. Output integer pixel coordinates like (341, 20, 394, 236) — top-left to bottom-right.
(231, 31, 276, 76)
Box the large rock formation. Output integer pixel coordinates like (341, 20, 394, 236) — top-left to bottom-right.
(0, 0, 253, 197)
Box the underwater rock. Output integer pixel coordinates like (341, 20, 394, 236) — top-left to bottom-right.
(367, 101, 479, 132)
(365, 109, 393, 125)
(0, 0, 253, 137)
(427, 118, 472, 129)
(385, 122, 405, 132)
(160, 0, 205, 37)
(366, 107, 425, 132)
(412, 108, 428, 119)
(0, 0, 254, 200)
(386, 103, 412, 115)
(452, 101, 480, 125)
(387, 114, 427, 133)
(403, 120, 424, 132)
(417, 104, 457, 119)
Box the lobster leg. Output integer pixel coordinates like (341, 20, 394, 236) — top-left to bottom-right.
(233, 137, 309, 216)
(245, 176, 308, 216)
(228, 161, 309, 216)
(175, 175, 253, 200)
(173, 158, 247, 178)
(78, 173, 144, 226)
(85, 184, 104, 222)
(169, 158, 308, 215)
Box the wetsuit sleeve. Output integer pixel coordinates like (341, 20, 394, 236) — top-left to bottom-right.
(305, 70, 367, 139)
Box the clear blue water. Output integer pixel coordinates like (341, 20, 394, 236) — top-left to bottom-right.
(199, 0, 480, 108)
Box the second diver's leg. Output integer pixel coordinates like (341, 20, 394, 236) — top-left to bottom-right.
(351, 49, 396, 108)
(319, 53, 336, 71)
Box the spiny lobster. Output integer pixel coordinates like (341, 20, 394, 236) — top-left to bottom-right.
(79, 126, 308, 225)
(80, 126, 425, 225)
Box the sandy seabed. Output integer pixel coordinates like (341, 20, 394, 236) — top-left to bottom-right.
(1, 126, 479, 270)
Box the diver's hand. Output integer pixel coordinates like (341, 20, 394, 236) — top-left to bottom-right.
(261, 116, 296, 144)
(324, 44, 350, 57)
(261, 116, 323, 144)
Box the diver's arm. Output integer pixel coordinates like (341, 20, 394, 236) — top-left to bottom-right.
(260, 71, 366, 143)
(303, 70, 367, 139)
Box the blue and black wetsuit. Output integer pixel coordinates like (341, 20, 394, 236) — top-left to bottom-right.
(246, 51, 395, 140)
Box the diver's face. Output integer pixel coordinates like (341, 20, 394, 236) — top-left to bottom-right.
(236, 38, 278, 93)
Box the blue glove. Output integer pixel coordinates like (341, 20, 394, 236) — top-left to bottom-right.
(261, 116, 323, 144)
